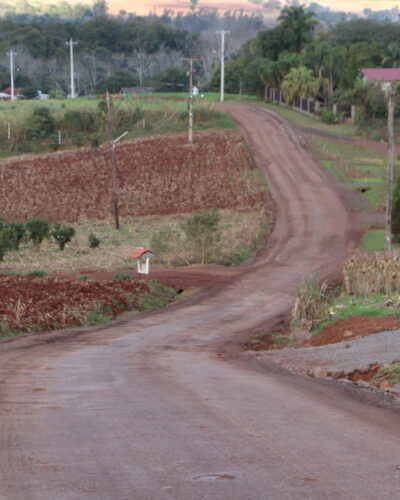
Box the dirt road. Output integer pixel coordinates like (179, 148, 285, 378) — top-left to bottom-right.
(1, 104, 399, 500)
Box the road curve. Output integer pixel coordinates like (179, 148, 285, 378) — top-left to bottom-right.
(1, 104, 399, 500)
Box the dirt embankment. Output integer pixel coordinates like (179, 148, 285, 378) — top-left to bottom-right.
(0, 130, 268, 222)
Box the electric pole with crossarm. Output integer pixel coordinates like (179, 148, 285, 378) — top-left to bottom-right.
(182, 57, 203, 144)
(216, 31, 230, 102)
(7, 50, 17, 101)
(65, 38, 78, 98)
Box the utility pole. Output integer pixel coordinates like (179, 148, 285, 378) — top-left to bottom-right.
(385, 81, 396, 253)
(106, 90, 120, 230)
(216, 30, 229, 102)
(182, 57, 202, 144)
(65, 38, 78, 98)
(7, 50, 17, 101)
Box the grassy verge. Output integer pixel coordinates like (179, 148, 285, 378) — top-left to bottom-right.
(308, 136, 396, 212)
(360, 229, 386, 251)
(258, 102, 357, 137)
(371, 363, 400, 386)
(310, 294, 400, 335)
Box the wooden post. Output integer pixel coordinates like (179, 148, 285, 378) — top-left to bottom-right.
(385, 82, 396, 253)
(106, 90, 120, 230)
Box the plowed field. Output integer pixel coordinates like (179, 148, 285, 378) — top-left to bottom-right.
(0, 130, 266, 222)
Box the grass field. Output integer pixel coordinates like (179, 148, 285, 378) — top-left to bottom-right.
(0, 208, 269, 274)
(308, 137, 396, 212)
(0, 93, 237, 156)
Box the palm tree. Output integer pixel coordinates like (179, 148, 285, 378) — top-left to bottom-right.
(281, 66, 319, 107)
(278, 5, 318, 53)
(383, 43, 400, 68)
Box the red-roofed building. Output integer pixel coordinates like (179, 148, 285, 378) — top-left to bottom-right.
(361, 68, 400, 82)
(2, 87, 21, 98)
(128, 247, 156, 274)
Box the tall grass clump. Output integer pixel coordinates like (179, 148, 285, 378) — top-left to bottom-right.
(291, 277, 329, 331)
(344, 254, 400, 297)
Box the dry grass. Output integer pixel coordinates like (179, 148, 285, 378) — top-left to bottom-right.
(291, 277, 329, 331)
(1, 208, 269, 274)
(344, 254, 400, 297)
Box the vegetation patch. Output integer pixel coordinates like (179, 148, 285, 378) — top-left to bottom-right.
(371, 363, 400, 387)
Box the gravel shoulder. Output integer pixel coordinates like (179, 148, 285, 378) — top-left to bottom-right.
(251, 329, 400, 375)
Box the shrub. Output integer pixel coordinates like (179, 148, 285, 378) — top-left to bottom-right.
(112, 272, 131, 281)
(6, 221, 26, 250)
(88, 233, 101, 248)
(77, 274, 89, 281)
(180, 209, 220, 264)
(51, 223, 76, 251)
(150, 227, 181, 265)
(26, 217, 50, 249)
(26, 270, 47, 277)
(0, 230, 10, 261)
(320, 110, 337, 124)
(27, 107, 55, 140)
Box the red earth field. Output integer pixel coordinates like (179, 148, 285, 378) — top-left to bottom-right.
(0, 275, 176, 335)
(0, 130, 266, 222)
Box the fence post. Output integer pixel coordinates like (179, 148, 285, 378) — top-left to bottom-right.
(351, 105, 357, 123)
(333, 103, 338, 116)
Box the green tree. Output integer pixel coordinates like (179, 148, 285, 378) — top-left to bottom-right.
(383, 43, 400, 68)
(26, 217, 50, 250)
(27, 107, 55, 140)
(181, 209, 220, 264)
(51, 223, 76, 251)
(278, 5, 318, 53)
(281, 66, 319, 107)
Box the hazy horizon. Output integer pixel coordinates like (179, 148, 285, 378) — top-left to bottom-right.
(33, 0, 400, 15)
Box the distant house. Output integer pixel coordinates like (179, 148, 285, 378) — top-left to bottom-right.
(120, 87, 155, 95)
(2, 87, 21, 98)
(361, 68, 400, 92)
(0, 92, 10, 101)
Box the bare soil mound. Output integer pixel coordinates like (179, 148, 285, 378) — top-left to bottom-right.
(306, 315, 400, 347)
(0, 130, 267, 222)
(0, 275, 174, 335)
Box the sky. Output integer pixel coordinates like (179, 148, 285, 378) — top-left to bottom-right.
(48, 0, 400, 15)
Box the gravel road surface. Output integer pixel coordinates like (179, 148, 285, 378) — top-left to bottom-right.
(258, 329, 400, 373)
(1, 104, 399, 500)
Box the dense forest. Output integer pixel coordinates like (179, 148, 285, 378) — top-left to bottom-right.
(0, 0, 400, 116)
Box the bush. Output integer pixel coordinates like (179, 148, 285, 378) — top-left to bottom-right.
(320, 110, 337, 124)
(0, 220, 26, 260)
(112, 272, 131, 281)
(26, 217, 50, 249)
(6, 221, 26, 250)
(26, 270, 47, 277)
(27, 107, 56, 140)
(51, 223, 76, 251)
(0, 230, 9, 261)
(88, 233, 100, 248)
(180, 209, 220, 264)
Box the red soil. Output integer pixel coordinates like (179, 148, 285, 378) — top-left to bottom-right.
(306, 315, 400, 347)
(0, 130, 266, 222)
(0, 275, 158, 334)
